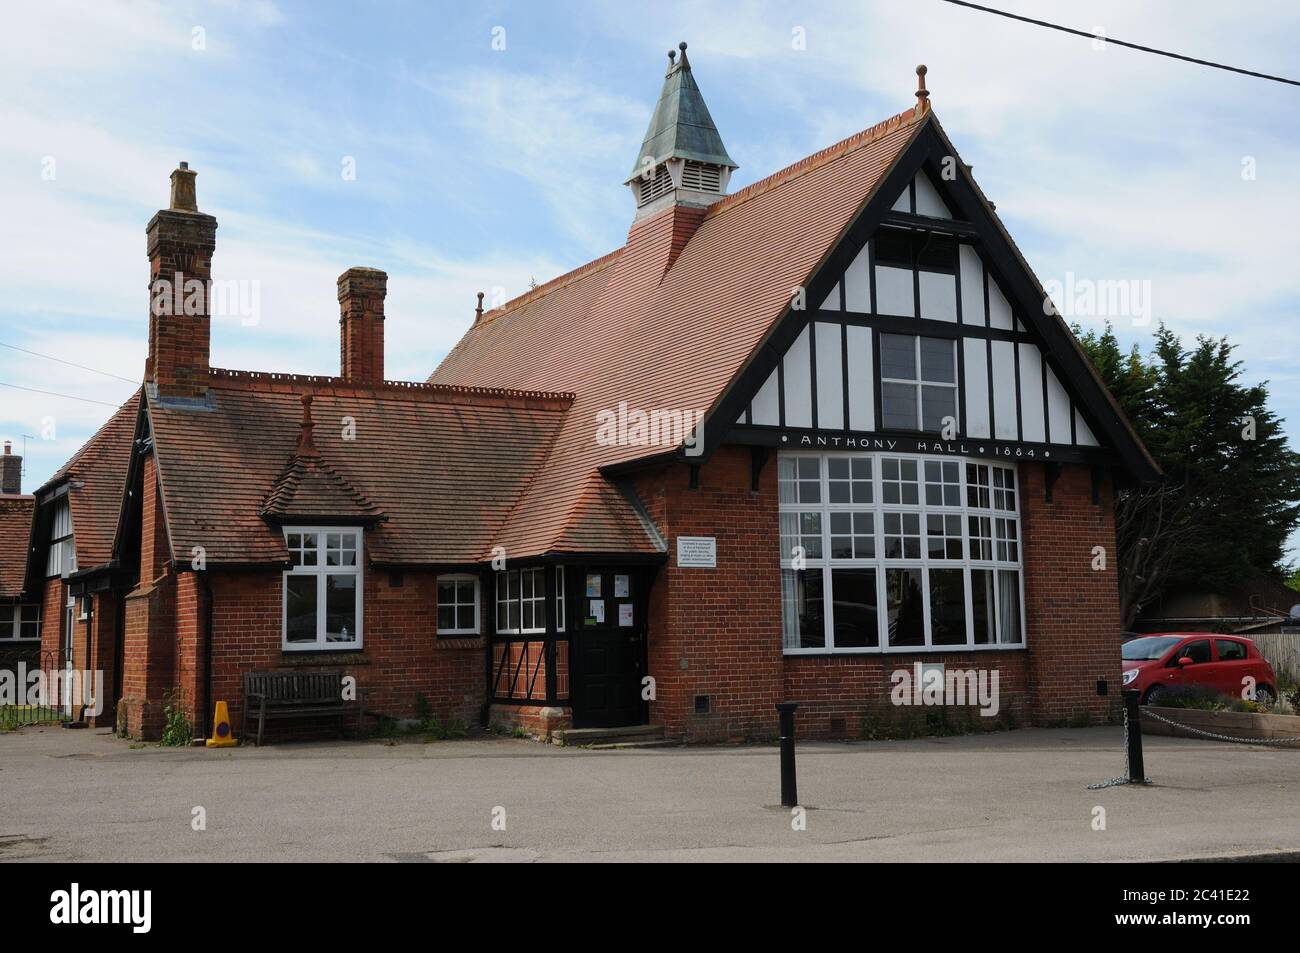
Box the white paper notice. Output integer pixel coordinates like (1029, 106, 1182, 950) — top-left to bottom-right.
(618, 603, 633, 627)
(589, 599, 605, 623)
(614, 574, 630, 598)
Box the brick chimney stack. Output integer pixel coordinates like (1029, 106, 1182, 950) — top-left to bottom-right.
(0, 441, 20, 495)
(146, 161, 217, 399)
(337, 267, 387, 384)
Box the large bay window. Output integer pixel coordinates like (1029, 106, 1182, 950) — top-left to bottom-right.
(495, 567, 546, 635)
(780, 452, 1024, 653)
(282, 528, 362, 650)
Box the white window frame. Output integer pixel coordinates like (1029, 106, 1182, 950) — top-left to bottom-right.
(281, 527, 364, 651)
(46, 498, 75, 579)
(779, 451, 1026, 655)
(0, 603, 40, 641)
(495, 567, 546, 635)
(879, 334, 959, 433)
(555, 566, 566, 633)
(436, 573, 480, 636)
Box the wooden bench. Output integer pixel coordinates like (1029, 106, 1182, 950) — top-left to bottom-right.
(242, 671, 360, 746)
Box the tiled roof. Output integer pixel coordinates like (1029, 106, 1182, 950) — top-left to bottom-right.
(41, 390, 142, 571)
(148, 373, 573, 566)
(431, 106, 927, 557)
(0, 495, 34, 598)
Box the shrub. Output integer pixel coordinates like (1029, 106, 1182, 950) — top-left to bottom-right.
(159, 688, 193, 747)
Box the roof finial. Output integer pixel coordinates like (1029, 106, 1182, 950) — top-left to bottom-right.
(678, 40, 690, 70)
(915, 64, 930, 113)
(474, 291, 485, 323)
(296, 392, 319, 458)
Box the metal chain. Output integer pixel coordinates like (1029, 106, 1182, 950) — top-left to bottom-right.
(1087, 704, 1151, 789)
(1139, 708, 1300, 747)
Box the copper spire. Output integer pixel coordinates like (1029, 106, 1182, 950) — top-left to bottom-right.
(915, 64, 930, 113)
(296, 393, 320, 458)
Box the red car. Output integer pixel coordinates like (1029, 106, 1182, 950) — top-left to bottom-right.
(1122, 633, 1278, 706)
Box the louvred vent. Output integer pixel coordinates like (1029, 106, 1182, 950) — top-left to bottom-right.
(637, 165, 674, 206)
(680, 160, 722, 192)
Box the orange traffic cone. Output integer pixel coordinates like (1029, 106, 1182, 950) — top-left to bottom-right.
(205, 700, 238, 747)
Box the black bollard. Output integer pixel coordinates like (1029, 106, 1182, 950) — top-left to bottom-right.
(776, 701, 799, 807)
(1123, 689, 1145, 782)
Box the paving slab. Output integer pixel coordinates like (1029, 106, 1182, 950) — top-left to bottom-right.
(2, 724, 1297, 862)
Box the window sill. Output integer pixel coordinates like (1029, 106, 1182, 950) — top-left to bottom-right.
(784, 644, 1027, 656)
(279, 650, 371, 666)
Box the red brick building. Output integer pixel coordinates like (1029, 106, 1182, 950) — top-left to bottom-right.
(7, 49, 1156, 742)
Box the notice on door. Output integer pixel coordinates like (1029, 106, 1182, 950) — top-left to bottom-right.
(676, 536, 716, 568)
(618, 603, 634, 627)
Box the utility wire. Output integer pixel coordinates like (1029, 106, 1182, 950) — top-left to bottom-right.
(0, 380, 127, 408)
(939, 0, 1300, 87)
(0, 341, 139, 384)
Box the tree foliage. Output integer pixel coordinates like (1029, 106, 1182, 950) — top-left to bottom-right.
(1075, 323, 1300, 626)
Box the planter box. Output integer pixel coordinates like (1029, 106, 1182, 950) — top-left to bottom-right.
(1142, 705, 1300, 744)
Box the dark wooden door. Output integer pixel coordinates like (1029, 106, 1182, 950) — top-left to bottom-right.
(571, 568, 647, 728)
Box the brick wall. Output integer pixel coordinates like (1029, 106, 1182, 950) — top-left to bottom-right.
(146, 209, 216, 398)
(638, 446, 785, 742)
(203, 563, 484, 740)
(634, 449, 1122, 741)
(1021, 461, 1123, 724)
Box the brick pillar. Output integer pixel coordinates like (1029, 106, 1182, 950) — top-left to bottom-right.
(1019, 462, 1123, 725)
(338, 267, 387, 384)
(146, 163, 217, 399)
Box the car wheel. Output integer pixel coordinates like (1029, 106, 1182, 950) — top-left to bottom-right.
(1143, 685, 1166, 706)
(1254, 685, 1276, 708)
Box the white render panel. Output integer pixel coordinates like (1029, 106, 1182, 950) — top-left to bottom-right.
(1018, 343, 1045, 443)
(843, 245, 872, 313)
(819, 282, 840, 311)
(963, 338, 990, 438)
(752, 367, 780, 425)
(814, 322, 844, 430)
(891, 185, 911, 213)
(918, 271, 957, 323)
(1046, 365, 1072, 444)
(988, 279, 1014, 330)
(783, 325, 813, 428)
(874, 265, 914, 317)
(959, 245, 984, 324)
(991, 340, 1018, 439)
(913, 173, 951, 218)
(1075, 407, 1100, 447)
(846, 324, 874, 430)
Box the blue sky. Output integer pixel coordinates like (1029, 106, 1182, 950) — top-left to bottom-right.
(3, 0, 1299, 555)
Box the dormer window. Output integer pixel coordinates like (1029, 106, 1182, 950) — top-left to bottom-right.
(46, 499, 75, 578)
(282, 528, 363, 650)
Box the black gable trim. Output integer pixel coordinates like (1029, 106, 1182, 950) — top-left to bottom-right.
(701, 117, 1158, 483)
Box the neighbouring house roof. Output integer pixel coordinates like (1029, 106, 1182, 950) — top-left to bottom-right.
(0, 495, 35, 598)
(38, 389, 142, 572)
(146, 371, 573, 567)
(432, 106, 929, 558)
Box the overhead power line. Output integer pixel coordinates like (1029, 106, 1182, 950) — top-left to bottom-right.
(0, 380, 127, 408)
(939, 0, 1300, 87)
(0, 341, 139, 384)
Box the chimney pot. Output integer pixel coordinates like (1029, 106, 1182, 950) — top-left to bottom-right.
(0, 441, 21, 495)
(147, 164, 217, 399)
(337, 267, 387, 384)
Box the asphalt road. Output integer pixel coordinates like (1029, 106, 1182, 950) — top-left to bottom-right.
(2, 724, 1298, 862)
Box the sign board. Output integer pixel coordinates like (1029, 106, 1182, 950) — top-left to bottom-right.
(676, 536, 716, 569)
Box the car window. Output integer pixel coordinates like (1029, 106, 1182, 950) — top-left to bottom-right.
(1216, 639, 1247, 661)
(1177, 639, 1211, 664)
(1122, 636, 1182, 661)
